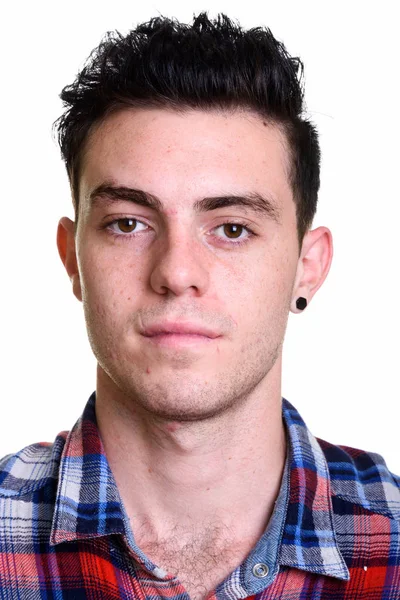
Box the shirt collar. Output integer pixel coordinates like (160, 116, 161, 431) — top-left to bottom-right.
(50, 392, 159, 572)
(50, 393, 349, 580)
(280, 399, 349, 580)
(50, 392, 128, 545)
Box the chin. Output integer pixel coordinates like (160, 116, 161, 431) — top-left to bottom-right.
(116, 376, 239, 423)
(140, 401, 235, 423)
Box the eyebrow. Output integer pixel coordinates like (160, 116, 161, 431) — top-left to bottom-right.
(89, 183, 281, 223)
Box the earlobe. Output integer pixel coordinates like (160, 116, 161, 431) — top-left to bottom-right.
(290, 226, 333, 314)
(56, 217, 82, 302)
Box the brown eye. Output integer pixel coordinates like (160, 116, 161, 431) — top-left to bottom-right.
(223, 224, 244, 239)
(107, 218, 148, 237)
(117, 218, 137, 233)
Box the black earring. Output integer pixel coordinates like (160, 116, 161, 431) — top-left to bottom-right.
(296, 297, 307, 310)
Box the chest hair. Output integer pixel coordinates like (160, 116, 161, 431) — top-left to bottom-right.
(138, 522, 250, 599)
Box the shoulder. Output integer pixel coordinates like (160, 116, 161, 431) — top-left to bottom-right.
(318, 436, 400, 520)
(0, 431, 69, 498)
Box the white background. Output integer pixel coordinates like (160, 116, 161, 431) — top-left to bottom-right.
(0, 1, 399, 472)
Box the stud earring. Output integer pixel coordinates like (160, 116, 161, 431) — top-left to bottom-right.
(296, 297, 307, 310)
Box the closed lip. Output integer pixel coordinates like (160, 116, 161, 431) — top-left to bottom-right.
(142, 321, 221, 339)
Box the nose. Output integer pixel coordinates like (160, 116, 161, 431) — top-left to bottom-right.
(149, 227, 210, 297)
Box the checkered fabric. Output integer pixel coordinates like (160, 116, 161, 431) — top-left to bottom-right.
(0, 392, 399, 599)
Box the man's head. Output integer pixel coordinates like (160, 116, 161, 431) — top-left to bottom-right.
(56, 13, 332, 422)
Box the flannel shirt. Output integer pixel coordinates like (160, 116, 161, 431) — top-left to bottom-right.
(0, 392, 399, 599)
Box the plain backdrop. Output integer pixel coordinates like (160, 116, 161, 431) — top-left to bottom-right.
(0, 0, 399, 472)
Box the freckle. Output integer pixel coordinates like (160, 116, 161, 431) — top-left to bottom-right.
(146, 366, 151, 374)
(206, 487, 210, 491)
(228, 457, 232, 460)
(148, 467, 152, 473)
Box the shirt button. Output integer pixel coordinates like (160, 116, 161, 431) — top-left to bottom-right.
(252, 563, 269, 578)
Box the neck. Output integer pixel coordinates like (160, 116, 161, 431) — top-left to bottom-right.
(95, 362, 286, 544)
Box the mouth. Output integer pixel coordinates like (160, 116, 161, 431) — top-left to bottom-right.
(142, 332, 218, 348)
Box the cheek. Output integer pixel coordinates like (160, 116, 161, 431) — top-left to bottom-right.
(229, 253, 293, 326)
(78, 246, 145, 317)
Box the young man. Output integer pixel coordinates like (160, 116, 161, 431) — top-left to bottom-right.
(0, 13, 399, 600)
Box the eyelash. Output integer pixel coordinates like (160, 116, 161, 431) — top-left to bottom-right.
(102, 217, 256, 247)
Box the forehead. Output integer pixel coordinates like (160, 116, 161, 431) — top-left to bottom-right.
(79, 107, 294, 216)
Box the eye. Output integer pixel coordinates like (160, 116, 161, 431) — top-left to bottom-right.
(213, 222, 254, 244)
(108, 218, 148, 234)
(219, 224, 245, 239)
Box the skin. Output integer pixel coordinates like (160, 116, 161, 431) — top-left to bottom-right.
(57, 107, 332, 597)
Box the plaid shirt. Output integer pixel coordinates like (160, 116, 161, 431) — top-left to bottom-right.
(0, 393, 399, 599)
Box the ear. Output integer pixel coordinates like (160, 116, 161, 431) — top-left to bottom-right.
(56, 217, 82, 302)
(290, 226, 333, 313)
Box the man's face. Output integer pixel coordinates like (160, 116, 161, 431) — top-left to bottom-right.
(73, 108, 300, 420)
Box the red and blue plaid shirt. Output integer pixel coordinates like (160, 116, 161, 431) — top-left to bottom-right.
(0, 392, 399, 599)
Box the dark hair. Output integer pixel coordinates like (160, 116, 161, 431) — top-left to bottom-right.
(55, 12, 320, 248)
